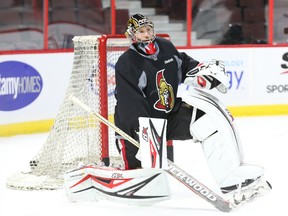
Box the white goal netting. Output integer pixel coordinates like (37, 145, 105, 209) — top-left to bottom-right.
(6, 35, 130, 190)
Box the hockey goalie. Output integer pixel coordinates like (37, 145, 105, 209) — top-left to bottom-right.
(64, 13, 271, 209)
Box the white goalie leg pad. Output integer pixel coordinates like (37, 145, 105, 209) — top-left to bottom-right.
(63, 164, 171, 205)
(181, 87, 266, 188)
(138, 117, 168, 169)
(182, 87, 243, 185)
(189, 114, 217, 142)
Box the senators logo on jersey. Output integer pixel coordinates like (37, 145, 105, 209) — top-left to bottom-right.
(154, 70, 174, 113)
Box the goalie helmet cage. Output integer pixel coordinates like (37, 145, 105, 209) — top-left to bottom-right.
(6, 34, 170, 190)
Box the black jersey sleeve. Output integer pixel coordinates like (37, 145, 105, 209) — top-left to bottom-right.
(114, 54, 151, 129)
(179, 52, 199, 82)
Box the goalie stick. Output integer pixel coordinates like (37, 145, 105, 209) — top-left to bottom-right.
(69, 95, 233, 212)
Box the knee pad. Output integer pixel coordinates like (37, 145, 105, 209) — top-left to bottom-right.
(189, 114, 217, 142)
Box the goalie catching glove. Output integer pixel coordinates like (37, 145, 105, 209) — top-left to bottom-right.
(184, 59, 229, 93)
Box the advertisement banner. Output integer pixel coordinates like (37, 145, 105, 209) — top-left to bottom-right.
(0, 53, 73, 125)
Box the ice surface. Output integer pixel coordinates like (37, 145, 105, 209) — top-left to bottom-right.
(1, 115, 287, 216)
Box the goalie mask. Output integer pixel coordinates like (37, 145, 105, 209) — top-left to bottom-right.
(125, 14, 157, 55)
(126, 14, 156, 44)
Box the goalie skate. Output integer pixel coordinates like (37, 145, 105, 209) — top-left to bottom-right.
(221, 176, 272, 206)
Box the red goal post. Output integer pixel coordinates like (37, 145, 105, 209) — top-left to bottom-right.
(6, 34, 170, 190)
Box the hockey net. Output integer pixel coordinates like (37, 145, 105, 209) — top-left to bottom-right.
(6, 35, 130, 190)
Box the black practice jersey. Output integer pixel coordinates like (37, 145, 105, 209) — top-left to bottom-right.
(114, 36, 199, 137)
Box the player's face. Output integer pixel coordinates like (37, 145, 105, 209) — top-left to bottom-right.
(135, 25, 154, 43)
